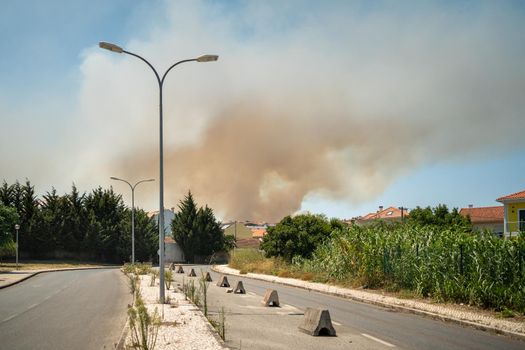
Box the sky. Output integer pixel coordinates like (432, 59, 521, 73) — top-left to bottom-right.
(0, 0, 524, 222)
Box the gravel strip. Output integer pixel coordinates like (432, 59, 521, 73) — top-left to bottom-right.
(124, 275, 225, 350)
(213, 265, 525, 338)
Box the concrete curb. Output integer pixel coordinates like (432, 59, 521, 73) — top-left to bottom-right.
(115, 316, 130, 350)
(212, 265, 525, 342)
(0, 266, 121, 290)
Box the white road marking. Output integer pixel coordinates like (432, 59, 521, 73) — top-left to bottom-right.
(2, 314, 18, 323)
(247, 292, 257, 296)
(361, 333, 395, 348)
(332, 321, 342, 326)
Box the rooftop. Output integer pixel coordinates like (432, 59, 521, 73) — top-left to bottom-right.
(497, 189, 525, 202)
(459, 206, 504, 223)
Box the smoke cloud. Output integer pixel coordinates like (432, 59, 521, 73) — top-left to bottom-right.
(72, 1, 525, 221)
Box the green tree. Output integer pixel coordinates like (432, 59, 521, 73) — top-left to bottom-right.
(261, 214, 337, 262)
(194, 205, 224, 257)
(117, 209, 158, 263)
(172, 191, 198, 262)
(407, 204, 471, 231)
(0, 204, 19, 258)
(84, 187, 126, 261)
(172, 191, 228, 263)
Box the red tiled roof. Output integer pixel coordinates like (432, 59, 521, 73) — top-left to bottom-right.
(358, 206, 407, 221)
(164, 236, 176, 244)
(459, 206, 503, 224)
(497, 190, 525, 202)
(251, 229, 267, 238)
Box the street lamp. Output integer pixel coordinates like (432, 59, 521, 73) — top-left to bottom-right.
(110, 177, 155, 264)
(100, 41, 218, 302)
(14, 224, 20, 269)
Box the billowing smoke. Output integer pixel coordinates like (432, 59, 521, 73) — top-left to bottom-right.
(118, 101, 429, 221)
(72, 1, 525, 221)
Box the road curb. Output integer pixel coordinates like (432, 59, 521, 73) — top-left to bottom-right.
(0, 266, 121, 290)
(211, 265, 525, 342)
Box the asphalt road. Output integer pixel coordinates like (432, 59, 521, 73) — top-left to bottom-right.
(0, 268, 130, 350)
(175, 265, 525, 350)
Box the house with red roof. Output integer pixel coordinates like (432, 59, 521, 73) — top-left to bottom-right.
(459, 206, 503, 235)
(496, 189, 525, 236)
(355, 206, 408, 225)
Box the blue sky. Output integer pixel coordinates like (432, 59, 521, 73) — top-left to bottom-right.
(0, 1, 524, 221)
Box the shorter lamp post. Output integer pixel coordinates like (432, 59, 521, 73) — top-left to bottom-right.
(15, 224, 20, 269)
(110, 177, 155, 263)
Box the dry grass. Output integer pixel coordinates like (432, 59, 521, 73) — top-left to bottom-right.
(0, 260, 109, 272)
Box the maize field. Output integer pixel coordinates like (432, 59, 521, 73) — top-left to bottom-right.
(297, 222, 525, 312)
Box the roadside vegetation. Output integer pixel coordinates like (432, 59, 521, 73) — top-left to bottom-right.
(0, 180, 158, 263)
(0, 260, 109, 272)
(122, 263, 160, 350)
(171, 191, 235, 263)
(232, 208, 525, 315)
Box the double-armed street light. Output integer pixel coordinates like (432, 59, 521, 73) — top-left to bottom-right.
(100, 41, 218, 302)
(110, 177, 155, 264)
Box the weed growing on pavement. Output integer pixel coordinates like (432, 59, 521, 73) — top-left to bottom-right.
(128, 294, 160, 350)
(209, 307, 226, 341)
(150, 269, 159, 287)
(135, 262, 153, 275)
(128, 274, 140, 304)
(199, 275, 210, 316)
(164, 270, 173, 290)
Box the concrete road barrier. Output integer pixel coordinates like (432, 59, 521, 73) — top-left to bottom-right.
(188, 268, 197, 277)
(234, 281, 246, 294)
(176, 265, 185, 274)
(298, 308, 336, 336)
(203, 271, 213, 282)
(217, 275, 230, 287)
(262, 289, 280, 307)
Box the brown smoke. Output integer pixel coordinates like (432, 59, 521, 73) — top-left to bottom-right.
(117, 100, 429, 222)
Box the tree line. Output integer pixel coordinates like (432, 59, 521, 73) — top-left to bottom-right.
(0, 180, 158, 263)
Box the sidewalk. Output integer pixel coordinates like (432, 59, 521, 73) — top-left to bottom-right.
(0, 266, 120, 289)
(212, 265, 525, 341)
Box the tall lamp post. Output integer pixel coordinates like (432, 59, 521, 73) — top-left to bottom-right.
(99, 41, 218, 302)
(15, 224, 20, 269)
(110, 177, 155, 264)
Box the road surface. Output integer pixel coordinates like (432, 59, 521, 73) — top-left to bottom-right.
(0, 268, 130, 350)
(174, 265, 525, 350)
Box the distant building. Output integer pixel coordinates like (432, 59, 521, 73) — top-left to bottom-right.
(147, 208, 176, 234)
(164, 236, 184, 263)
(354, 206, 408, 225)
(459, 206, 504, 235)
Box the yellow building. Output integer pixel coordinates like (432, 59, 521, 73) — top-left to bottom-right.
(496, 189, 525, 236)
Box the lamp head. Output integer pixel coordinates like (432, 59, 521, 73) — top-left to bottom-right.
(15, 224, 20, 230)
(99, 42, 124, 53)
(197, 54, 219, 62)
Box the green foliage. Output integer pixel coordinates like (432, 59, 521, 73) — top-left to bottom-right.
(406, 204, 471, 230)
(298, 221, 525, 312)
(128, 294, 161, 350)
(164, 270, 173, 290)
(0, 204, 19, 252)
(0, 180, 159, 263)
(172, 191, 230, 262)
(261, 214, 339, 262)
